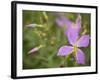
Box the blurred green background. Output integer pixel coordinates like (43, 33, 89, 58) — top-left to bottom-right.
(23, 10, 91, 69)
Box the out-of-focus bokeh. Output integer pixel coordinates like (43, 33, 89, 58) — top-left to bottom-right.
(23, 10, 91, 69)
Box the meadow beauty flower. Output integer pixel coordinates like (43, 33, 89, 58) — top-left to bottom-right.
(57, 14, 90, 64)
(56, 14, 81, 32)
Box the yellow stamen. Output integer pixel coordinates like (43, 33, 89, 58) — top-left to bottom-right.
(73, 45, 77, 56)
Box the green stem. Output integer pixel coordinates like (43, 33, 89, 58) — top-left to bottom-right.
(63, 55, 69, 66)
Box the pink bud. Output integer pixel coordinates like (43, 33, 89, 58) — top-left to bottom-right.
(28, 47, 39, 54)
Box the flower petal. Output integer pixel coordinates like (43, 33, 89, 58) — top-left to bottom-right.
(64, 15, 81, 45)
(56, 17, 65, 27)
(75, 14, 81, 33)
(76, 49, 85, 64)
(57, 46, 73, 56)
(77, 35, 90, 47)
(56, 16, 72, 28)
(65, 28, 79, 46)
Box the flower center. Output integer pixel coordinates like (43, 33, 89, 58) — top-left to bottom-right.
(73, 45, 77, 55)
